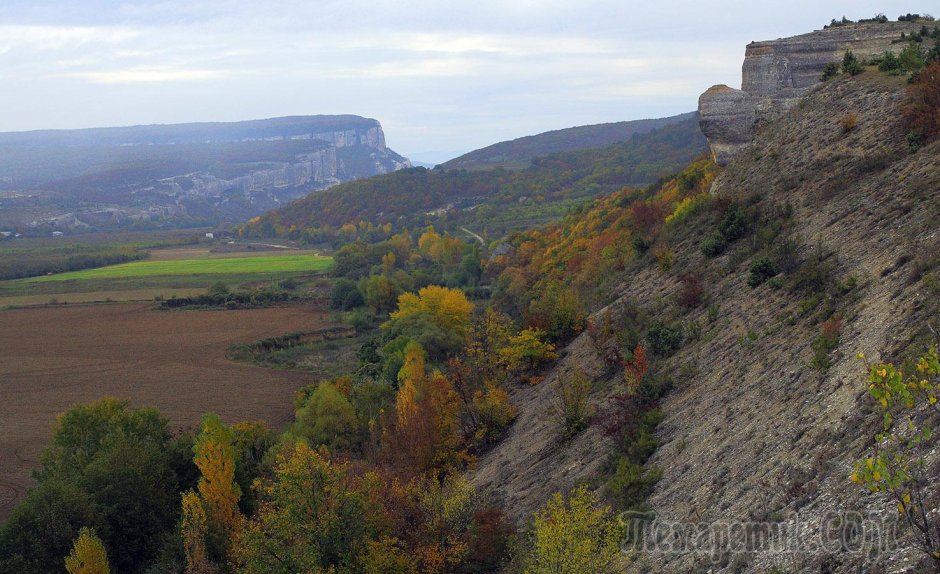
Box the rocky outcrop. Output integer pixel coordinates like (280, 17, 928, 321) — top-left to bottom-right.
(699, 20, 924, 164)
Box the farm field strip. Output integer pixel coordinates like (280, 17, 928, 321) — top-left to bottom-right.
(21, 254, 333, 282)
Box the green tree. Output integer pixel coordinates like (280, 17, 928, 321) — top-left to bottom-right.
(842, 50, 863, 75)
(294, 383, 360, 452)
(233, 442, 370, 573)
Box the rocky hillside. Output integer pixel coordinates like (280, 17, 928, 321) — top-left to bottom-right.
(441, 112, 697, 170)
(472, 66, 940, 572)
(0, 116, 410, 233)
(699, 19, 926, 164)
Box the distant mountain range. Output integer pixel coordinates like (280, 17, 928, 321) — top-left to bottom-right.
(0, 116, 410, 233)
(441, 112, 698, 170)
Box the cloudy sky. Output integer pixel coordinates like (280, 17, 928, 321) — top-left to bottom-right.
(0, 1, 935, 161)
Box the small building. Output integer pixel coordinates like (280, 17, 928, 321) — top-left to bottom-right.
(52, 231, 64, 237)
(205, 232, 214, 239)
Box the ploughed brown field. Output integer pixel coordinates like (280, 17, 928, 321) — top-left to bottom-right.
(0, 303, 325, 521)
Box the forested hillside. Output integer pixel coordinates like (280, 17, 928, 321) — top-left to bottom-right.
(441, 112, 697, 170)
(240, 116, 706, 241)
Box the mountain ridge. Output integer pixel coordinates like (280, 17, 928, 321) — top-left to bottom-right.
(442, 112, 698, 170)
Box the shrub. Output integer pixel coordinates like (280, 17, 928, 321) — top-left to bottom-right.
(607, 457, 663, 510)
(748, 257, 780, 287)
(718, 204, 747, 242)
(330, 279, 364, 310)
(554, 369, 593, 437)
(811, 315, 842, 370)
(842, 50, 863, 76)
(898, 43, 926, 73)
(877, 50, 901, 72)
(903, 60, 940, 145)
(646, 322, 683, 357)
(676, 275, 704, 309)
(821, 62, 840, 81)
(701, 234, 728, 257)
(839, 112, 858, 132)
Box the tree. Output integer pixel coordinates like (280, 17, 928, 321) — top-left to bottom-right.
(180, 491, 213, 574)
(330, 279, 364, 310)
(363, 274, 402, 314)
(553, 369, 593, 437)
(233, 442, 370, 573)
(842, 50, 863, 75)
(389, 285, 474, 339)
(526, 282, 585, 342)
(294, 382, 360, 452)
(4, 398, 178, 574)
(193, 414, 242, 558)
(524, 485, 626, 574)
(852, 344, 940, 566)
(64, 527, 110, 574)
(396, 342, 427, 428)
(498, 328, 557, 380)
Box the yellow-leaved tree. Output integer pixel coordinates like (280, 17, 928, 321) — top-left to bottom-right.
(524, 485, 625, 574)
(180, 490, 212, 574)
(390, 285, 474, 338)
(64, 527, 110, 574)
(396, 341, 428, 428)
(193, 413, 242, 559)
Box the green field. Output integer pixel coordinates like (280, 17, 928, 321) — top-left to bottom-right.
(24, 254, 333, 283)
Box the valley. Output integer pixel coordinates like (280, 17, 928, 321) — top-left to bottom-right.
(1, 9, 939, 574)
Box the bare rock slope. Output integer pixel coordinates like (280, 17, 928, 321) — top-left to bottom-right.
(472, 71, 940, 572)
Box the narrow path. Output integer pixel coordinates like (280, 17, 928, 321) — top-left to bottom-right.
(460, 227, 486, 246)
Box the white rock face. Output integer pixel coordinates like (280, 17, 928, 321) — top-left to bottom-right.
(699, 21, 924, 165)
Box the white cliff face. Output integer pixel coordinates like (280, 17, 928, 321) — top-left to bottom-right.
(23, 121, 411, 231)
(699, 21, 924, 165)
(308, 125, 388, 150)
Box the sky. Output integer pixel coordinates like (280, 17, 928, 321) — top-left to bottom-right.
(0, 1, 935, 162)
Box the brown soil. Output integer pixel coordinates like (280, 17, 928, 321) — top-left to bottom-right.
(0, 303, 328, 521)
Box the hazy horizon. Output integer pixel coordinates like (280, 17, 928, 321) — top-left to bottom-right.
(0, 1, 935, 159)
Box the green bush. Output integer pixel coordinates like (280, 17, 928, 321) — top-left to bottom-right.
(821, 62, 840, 81)
(330, 279, 364, 310)
(607, 457, 662, 510)
(842, 51, 863, 76)
(701, 234, 728, 257)
(718, 204, 747, 242)
(646, 322, 683, 357)
(748, 257, 780, 287)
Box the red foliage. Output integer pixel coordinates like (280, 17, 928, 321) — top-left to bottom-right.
(629, 200, 668, 236)
(821, 315, 843, 339)
(465, 507, 514, 572)
(624, 344, 648, 387)
(676, 274, 704, 309)
(903, 60, 940, 143)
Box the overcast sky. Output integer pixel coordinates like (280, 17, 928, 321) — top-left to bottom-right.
(0, 1, 935, 161)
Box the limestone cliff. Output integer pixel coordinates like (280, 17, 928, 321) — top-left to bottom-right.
(699, 20, 923, 164)
(0, 116, 411, 231)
